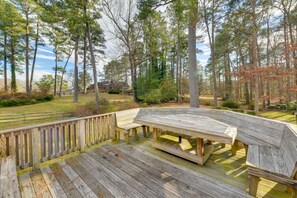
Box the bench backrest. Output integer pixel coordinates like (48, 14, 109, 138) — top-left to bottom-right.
(0, 156, 20, 197)
(280, 124, 297, 178)
(221, 111, 285, 147)
(115, 108, 140, 127)
(138, 108, 285, 147)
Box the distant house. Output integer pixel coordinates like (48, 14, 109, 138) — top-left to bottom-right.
(57, 88, 75, 95)
(87, 81, 129, 92)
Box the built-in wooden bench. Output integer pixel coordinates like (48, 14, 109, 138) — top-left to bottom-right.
(246, 124, 297, 197)
(0, 156, 21, 198)
(115, 108, 148, 143)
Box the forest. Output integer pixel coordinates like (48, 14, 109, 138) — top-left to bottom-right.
(0, 0, 297, 115)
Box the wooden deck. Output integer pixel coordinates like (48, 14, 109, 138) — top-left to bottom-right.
(18, 139, 291, 198)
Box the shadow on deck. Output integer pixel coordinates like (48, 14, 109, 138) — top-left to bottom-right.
(18, 138, 290, 198)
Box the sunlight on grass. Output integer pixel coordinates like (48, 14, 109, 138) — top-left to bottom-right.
(259, 111, 296, 123)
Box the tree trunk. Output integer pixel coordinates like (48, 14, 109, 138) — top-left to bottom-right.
(251, 0, 259, 114)
(211, 0, 217, 107)
(266, 16, 271, 106)
(86, 15, 100, 113)
(25, 11, 30, 94)
(284, 13, 290, 102)
(10, 40, 16, 92)
(3, 33, 7, 92)
(30, 20, 39, 92)
(59, 50, 73, 98)
(188, 0, 199, 108)
(73, 32, 80, 103)
(54, 45, 58, 96)
(83, 34, 87, 94)
(176, 24, 181, 102)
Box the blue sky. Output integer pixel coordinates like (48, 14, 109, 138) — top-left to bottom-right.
(12, 41, 210, 83)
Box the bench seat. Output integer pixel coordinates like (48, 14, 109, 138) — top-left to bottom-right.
(117, 123, 142, 131)
(0, 156, 21, 198)
(247, 145, 290, 177)
(115, 109, 148, 143)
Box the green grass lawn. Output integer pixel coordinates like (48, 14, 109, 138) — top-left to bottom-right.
(0, 93, 133, 114)
(1, 93, 296, 130)
(0, 93, 133, 130)
(259, 111, 296, 123)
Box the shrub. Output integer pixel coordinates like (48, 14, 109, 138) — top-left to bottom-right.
(222, 100, 240, 109)
(232, 109, 244, 113)
(74, 98, 118, 117)
(35, 75, 54, 94)
(203, 100, 212, 106)
(248, 103, 254, 110)
(160, 80, 176, 103)
(267, 105, 276, 109)
(108, 90, 120, 94)
(215, 107, 230, 110)
(139, 89, 162, 104)
(0, 93, 54, 107)
(246, 110, 256, 115)
(287, 103, 296, 110)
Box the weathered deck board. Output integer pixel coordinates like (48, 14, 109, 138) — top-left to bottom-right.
(99, 145, 211, 197)
(65, 158, 114, 198)
(117, 144, 249, 198)
(18, 173, 35, 198)
(17, 140, 291, 198)
(49, 163, 82, 197)
(86, 149, 164, 198)
(30, 169, 52, 198)
(40, 166, 67, 198)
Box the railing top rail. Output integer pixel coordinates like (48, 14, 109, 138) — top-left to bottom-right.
(0, 112, 115, 134)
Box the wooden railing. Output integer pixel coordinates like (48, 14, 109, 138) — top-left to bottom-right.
(0, 113, 116, 170)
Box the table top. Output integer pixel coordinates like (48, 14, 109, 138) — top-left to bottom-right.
(134, 113, 237, 144)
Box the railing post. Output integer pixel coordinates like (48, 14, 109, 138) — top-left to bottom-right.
(111, 114, 117, 141)
(32, 128, 40, 170)
(78, 120, 86, 153)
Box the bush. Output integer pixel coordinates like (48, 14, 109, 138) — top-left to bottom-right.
(215, 107, 230, 110)
(203, 100, 212, 106)
(74, 98, 119, 117)
(246, 110, 256, 115)
(139, 89, 162, 104)
(248, 103, 254, 110)
(287, 103, 296, 110)
(0, 93, 54, 107)
(222, 100, 240, 109)
(232, 109, 244, 113)
(35, 75, 54, 94)
(160, 80, 176, 103)
(108, 90, 120, 94)
(267, 105, 276, 109)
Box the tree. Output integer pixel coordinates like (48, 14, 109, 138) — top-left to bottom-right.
(36, 74, 54, 94)
(12, 0, 39, 94)
(103, 0, 144, 102)
(104, 59, 129, 82)
(187, 0, 200, 107)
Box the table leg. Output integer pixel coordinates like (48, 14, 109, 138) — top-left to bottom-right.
(133, 128, 138, 141)
(197, 138, 203, 158)
(231, 140, 239, 156)
(142, 126, 147, 138)
(178, 136, 182, 143)
(153, 128, 158, 143)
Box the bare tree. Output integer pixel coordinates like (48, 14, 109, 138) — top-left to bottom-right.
(102, 0, 143, 102)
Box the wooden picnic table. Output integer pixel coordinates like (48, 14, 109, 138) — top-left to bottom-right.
(134, 113, 237, 165)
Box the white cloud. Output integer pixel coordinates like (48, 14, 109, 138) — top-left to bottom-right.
(38, 48, 54, 54)
(36, 54, 55, 60)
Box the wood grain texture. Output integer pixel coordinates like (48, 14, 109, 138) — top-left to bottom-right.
(135, 113, 236, 144)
